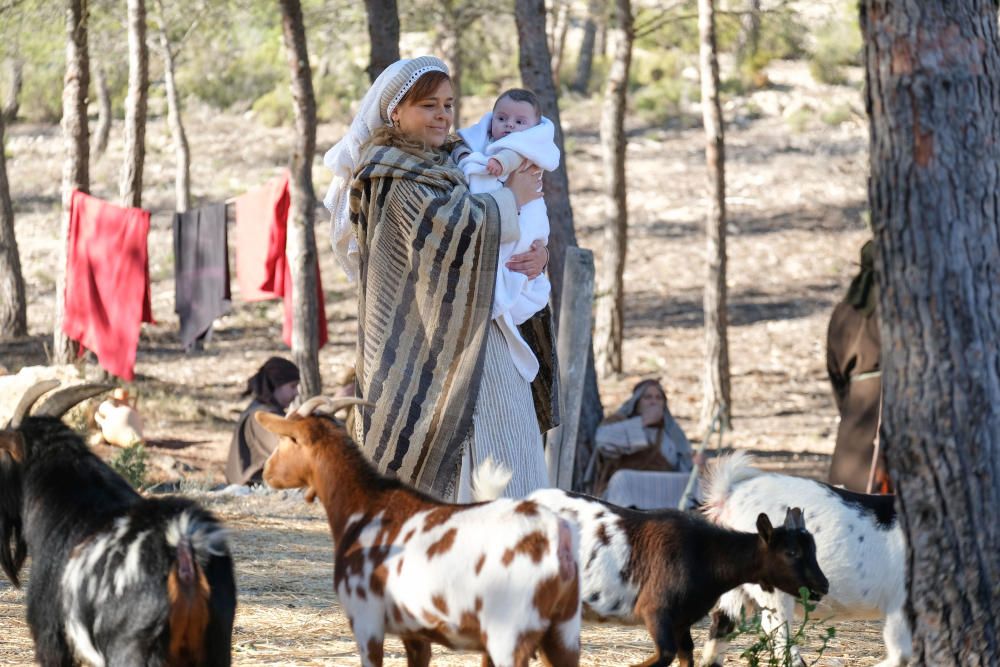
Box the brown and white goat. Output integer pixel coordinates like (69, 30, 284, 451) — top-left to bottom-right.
(258, 397, 581, 667)
(474, 462, 830, 667)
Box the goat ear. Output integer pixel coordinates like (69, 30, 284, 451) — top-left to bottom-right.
(784, 507, 805, 530)
(254, 412, 303, 440)
(756, 513, 774, 543)
(0, 432, 25, 463)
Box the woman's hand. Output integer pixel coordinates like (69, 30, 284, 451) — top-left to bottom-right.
(507, 239, 549, 279)
(505, 161, 543, 210)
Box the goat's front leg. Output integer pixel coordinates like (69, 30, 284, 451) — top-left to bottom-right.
(700, 608, 736, 667)
(672, 625, 695, 667)
(634, 607, 678, 667)
(403, 638, 431, 667)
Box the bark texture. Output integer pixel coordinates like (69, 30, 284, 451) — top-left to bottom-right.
(594, 0, 631, 378)
(364, 0, 400, 82)
(515, 0, 603, 488)
(279, 0, 322, 398)
(0, 110, 27, 338)
(55, 0, 90, 363)
(154, 0, 191, 213)
(119, 0, 148, 208)
(571, 0, 601, 94)
(862, 2, 1000, 663)
(3, 58, 22, 123)
(92, 63, 111, 158)
(698, 0, 731, 429)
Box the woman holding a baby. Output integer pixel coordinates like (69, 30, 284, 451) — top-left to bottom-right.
(323, 56, 560, 501)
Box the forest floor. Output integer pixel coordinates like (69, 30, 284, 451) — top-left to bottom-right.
(0, 60, 887, 665)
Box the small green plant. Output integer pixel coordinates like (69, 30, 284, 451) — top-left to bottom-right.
(821, 103, 854, 127)
(730, 587, 836, 667)
(809, 6, 863, 86)
(110, 443, 148, 490)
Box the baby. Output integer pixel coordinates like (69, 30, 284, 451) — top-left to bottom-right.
(453, 89, 560, 383)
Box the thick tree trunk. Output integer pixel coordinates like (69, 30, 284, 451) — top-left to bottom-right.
(54, 0, 90, 363)
(0, 111, 27, 339)
(571, 0, 601, 94)
(698, 0, 731, 430)
(593, 0, 631, 378)
(278, 0, 322, 399)
(3, 58, 22, 123)
(153, 0, 191, 213)
(515, 0, 603, 488)
(119, 0, 148, 209)
(92, 63, 111, 158)
(363, 0, 400, 82)
(861, 2, 1000, 663)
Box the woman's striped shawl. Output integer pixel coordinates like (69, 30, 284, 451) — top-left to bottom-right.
(348, 142, 501, 495)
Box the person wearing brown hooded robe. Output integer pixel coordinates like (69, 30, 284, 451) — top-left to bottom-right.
(827, 241, 890, 493)
(225, 357, 300, 485)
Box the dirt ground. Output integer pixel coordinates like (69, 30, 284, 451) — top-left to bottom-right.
(0, 60, 889, 664)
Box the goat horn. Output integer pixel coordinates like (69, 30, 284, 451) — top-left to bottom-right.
(7, 379, 61, 428)
(32, 383, 114, 419)
(784, 507, 805, 530)
(295, 396, 373, 417)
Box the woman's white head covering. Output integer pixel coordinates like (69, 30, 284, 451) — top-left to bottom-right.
(323, 56, 449, 281)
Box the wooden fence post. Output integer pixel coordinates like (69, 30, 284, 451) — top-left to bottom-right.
(546, 246, 595, 489)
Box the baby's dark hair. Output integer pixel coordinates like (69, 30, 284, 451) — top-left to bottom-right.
(494, 88, 542, 120)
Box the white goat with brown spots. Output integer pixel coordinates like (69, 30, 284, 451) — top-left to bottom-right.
(258, 397, 581, 667)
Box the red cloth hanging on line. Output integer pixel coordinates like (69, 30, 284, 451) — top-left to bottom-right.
(62, 190, 154, 381)
(234, 171, 328, 349)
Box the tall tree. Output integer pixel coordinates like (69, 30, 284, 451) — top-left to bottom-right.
(91, 61, 111, 159)
(0, 106, 27, 339)
(2, 58, 22, 123)
(735, 0, 761, 65)
(278, 0, 322, 398)
(698, 0, 731, 430)
(514, 0, 603, 488)
(54, 0, 90, 364)
(593, 0, 631, 377)
(363, 0, 400, 82)
(862, 1, 1000, 663)
(152, 0, 192, 212)
(549, 0, 570, 89)
(571, 0, 602, 94)
(119, 0, 147, 208)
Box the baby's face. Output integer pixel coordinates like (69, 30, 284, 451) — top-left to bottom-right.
(490, 97, 539, 139)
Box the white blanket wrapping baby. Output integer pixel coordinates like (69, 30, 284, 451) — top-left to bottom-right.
(457, 113, 560, 383)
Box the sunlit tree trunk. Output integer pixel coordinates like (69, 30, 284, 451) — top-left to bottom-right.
(92, 62, 111, 159)
(119, 0, 148, 208)
(698, 0, 731, 430)
(364, 0, 400, 82)
(571, 0, 602, 94)
(549, 0, 570, 89)
(594, 0, 631, 378)
(862, 1, 1000, 663)
(153, 0, 190, 213)
(0, 110, 26, 338)
(3, 58, 22, 123)
(439, 1, 463, 129)
(278, 0, 322, 398)
(515, 0, 603, 487)
(54, 0, 90, 363)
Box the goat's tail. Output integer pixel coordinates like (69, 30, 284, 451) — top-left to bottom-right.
(165, 511, 228, 665)
(471, 457, 513, 502)
(701, 452, 762, 523)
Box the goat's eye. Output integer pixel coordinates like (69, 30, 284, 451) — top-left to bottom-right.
(786, 548, 800, 559)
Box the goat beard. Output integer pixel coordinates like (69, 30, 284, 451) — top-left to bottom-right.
(0, 516, 27, 587)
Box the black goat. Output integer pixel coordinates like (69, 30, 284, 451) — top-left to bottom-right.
(0, 382, 236, 666)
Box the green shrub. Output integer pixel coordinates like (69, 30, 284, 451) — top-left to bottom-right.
(821, 103, 854, 126)
(809, 9, 863, 85)
(633, 78, 698, 125)
(110, 443, 149, 490)
(731, 587, 836, 666)
(314, 63, 370, 123)
(251, 87, 293, 128)
(785, 105, 814, 133)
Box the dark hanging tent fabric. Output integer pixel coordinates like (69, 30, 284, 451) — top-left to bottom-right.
(173, 203, 231, 350)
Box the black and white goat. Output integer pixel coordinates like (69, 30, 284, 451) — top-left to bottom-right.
(474, 461, 828, 667)
(700, 452, 909, 667)
(0, 381, 236, 666)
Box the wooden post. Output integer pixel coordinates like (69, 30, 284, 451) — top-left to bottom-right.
(546, 247, 595, 489)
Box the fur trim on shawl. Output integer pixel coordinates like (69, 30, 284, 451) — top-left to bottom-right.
(348, 136, 502, 495)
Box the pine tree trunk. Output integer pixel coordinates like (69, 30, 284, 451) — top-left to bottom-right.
(54, 0, 90, 363)
(363, 0, 400, 82)
(571, 0, 601, 94)
(698, 0, 731, 430)
(2, 58, 22, 123)
(278, 0, 322, 399)
(594, 0, 631, 378)
(440, 10, 463, 129)
(153, 0, 190, 213)
(0, 110, 27, 339)
(550, 0, 570, 89)
(515, 0, 603, 488)
(735, 0, 761, 65)
(92, 63, 111, 158)
(862, 2, 1000, 663)
(119, 0, 148, 209)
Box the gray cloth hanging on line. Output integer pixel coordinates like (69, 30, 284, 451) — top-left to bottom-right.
(173, 204, 231, 350)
